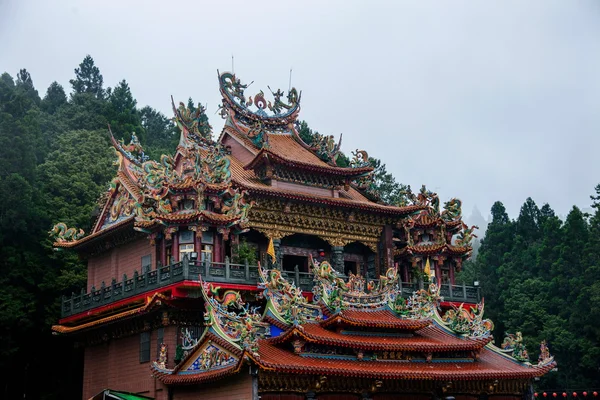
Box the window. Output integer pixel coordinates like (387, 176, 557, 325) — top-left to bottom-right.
(156, 328, 164, 359)
(141, 254, 152, 274)
(201, 244, 213, 266)
(179, 230, 194, 244)
(202, 231, 214, 244)
(140, 332, 151, 363)
(180, 243, 195, 261)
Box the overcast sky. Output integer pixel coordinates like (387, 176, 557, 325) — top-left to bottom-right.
(1, 0, 599, 221)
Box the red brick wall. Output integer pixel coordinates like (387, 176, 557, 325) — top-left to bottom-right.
(82, 326, 177, 400)
(173, 373, 253, 400)
(87, 238, 155, 290)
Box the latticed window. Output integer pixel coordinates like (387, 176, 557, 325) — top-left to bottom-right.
(140, 331, 151, 363)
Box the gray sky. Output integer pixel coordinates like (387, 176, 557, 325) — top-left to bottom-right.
(1, 0, 599, 220)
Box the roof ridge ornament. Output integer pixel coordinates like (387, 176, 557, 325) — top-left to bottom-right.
(217, 70, 301, 129)
(440, 298, 494, 338)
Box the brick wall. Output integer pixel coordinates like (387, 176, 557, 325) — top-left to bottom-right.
(82, 325, 177, 400)
(87, 238, 155, 290)
(173, 372, 253, 400)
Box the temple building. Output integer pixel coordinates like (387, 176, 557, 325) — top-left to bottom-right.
(51, 72, 554, 400)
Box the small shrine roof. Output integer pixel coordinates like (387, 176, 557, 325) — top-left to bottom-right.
(253, 340, 556, 381)
(269, 322, 492, 352)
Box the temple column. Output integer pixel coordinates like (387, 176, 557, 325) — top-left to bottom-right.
(382, 225, 394, 271)
(332, 246, 344, 274)
(449, 261, 455, 285)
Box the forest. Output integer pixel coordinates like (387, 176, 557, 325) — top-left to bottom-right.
(0, 55, 598, 398)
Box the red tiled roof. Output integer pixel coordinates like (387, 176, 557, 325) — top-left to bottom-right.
(254, 340, 556, 380)
(396, 243, 471, 257)
(269, 323, 491, 352)
(152, 359, 244, 385)
(228, 155, 421, 216)
(244, 148, 373, 177)
(320, 309, 431, 331)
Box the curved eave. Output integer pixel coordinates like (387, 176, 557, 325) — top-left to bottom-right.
(236, 179, 423, 216)
(268, 323, 491, 353)
(244, 148, 373, 178)
(254, 340, 557, 381)
(53, 217, 136, 250)
(152, 357, 245, 386)
(52, 293, 171, 334)
(395, 243, 472, 257)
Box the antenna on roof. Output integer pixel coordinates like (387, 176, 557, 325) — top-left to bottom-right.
(288, 68, 293, 91)
(232, 54, 235, 74)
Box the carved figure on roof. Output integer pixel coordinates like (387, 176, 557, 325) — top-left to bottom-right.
(456, 222, 478, 247)
(268, 86, 299, 115)
(258, 265, 321, 325)
(157, 343, 167, 369)
(310, 132, 342, 165)
(417, 185, 440, 215)
(172, 98, 213, 146)
(207, 284, 245, 309)
(310, 257, 349, 310)
(501, 332, 529, 362)
(441, 299, 494, 338)
(202, 145, 231, 184)
(396, 185, 417, 207)
(50, 223, 85, 243)
(221, 72, 250, 105)
(347, 272, 365, 294)
(394, 282, 441, 319)
(247, 120, 270, 149)
(441, 198, 462, 222)
(538, 340, 552, 365)
(109, 187, 136, 222)
(350, 149, 370, 168)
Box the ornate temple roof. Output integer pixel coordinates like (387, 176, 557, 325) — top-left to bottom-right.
(148, 262, 555, 386)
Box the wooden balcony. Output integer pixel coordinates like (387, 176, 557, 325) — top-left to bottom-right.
(60, 256, 481, 318)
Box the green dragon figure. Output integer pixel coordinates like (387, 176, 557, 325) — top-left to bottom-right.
(49, 223, 85, 242)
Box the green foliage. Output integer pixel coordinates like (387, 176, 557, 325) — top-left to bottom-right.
(233, 239, 258, 265)
(106, 79, 144, 142)
(69, 55, 105, 99)
(0, 55, 184, 399)
(461, 196, 600, 388)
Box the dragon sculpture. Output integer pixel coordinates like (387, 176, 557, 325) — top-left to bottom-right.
(501, 332, 529, 362)
(171, 97, 213, 144)
(441, 299, 494, 337)
(441, 198, 462, 222)
(393, 282, 442, 319)
(49, 223, 85, 243)
(456, 222, 478, 247)
(309, 132, 342, 165)
(258, 265, 321, 325)
(350, 149, 371, 168)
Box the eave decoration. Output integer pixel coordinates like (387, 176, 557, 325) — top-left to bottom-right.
(440, 299, 494, 338)
(258, 264, 322, 327)
(218, 71, 301, 135)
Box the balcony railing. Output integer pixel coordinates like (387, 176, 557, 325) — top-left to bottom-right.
(61, 257, 481, 318)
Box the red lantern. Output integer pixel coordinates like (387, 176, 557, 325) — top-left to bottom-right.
(544, 394, 548, 398)
(583, 392, 588, 397)
(574, 393, 578, 398)
(535, 394, 538, 398)
(553, 393, 557, 398)
(319, 251, 325, 257)
(563, 393, 567, 398)
(593, 393, 598, 397)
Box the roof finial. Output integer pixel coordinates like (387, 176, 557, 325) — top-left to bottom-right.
(232, 54, 235, 74)
(288, 67, 293, 92)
